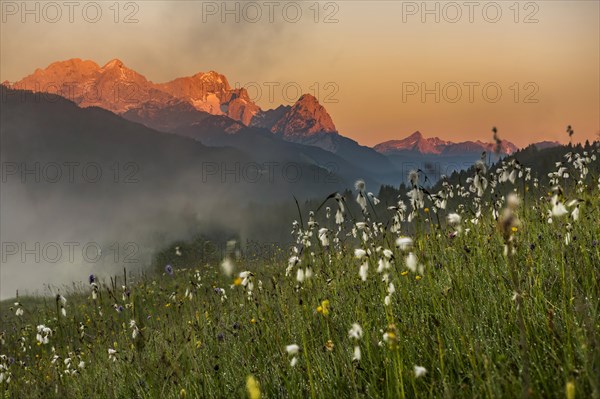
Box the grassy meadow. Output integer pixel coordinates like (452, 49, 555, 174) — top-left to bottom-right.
(1, 148, 599, 398)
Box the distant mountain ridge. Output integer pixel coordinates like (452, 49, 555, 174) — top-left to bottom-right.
(374, 131, 519, 155)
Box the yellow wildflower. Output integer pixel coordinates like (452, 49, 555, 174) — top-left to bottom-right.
(246, 375, 261, 399)
(317, 300, 330, 316)
(566, 381, 575, 399)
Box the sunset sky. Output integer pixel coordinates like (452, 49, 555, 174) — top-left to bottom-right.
(1, 1, 598, 147)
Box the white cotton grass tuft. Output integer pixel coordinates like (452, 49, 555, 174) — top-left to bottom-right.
(335, 208, 344, 224)
(551, 195, 568, 218)
(354, 249, 368, 259)
(354, 180, 369, 213)
(352, 346, 361, 362)
(408, 170, 419, 187)
(552, 202, 568, 217)
(36, 325, 52, 345)
(368, 192, 381, 205)
(348, 323, 363, 340)
(446, 213, 461, 226)
(395, 237, 413, 251)
(130, 320, 140, 339)
(414, 365, 427, 378)
(356, 196, 367, 212)
(286, 344, 300, 367)
(304, 268, 313, 280)
(221, 257, 234, 277)
(286, 344, 300, 355)
(334, 193, 346, 224)
(108, 348, 118, 362)
(354, 179, 366, 192)
(318, 228, 329, 247)
(571, 206, 580, 221)
(447, 212, 463, 235)
(359, 262, 368, 281)
(405, 252, 418, 273)
(377, 258, 391, 273)
(388, 283, 395, 295)
(296, 268, 305, 283)
(506, 193, 521, 209)
(287, 256, 300, 274)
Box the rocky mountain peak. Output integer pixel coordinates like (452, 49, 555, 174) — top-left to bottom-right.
(270, 94, 337, 138)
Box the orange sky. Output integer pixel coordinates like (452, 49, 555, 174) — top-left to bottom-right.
(1, 1, 598, 147)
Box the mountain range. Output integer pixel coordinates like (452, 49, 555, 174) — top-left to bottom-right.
(4, 58, 544, 186)
(8, 58, 336, 138)
(374, 131, 519, 156)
